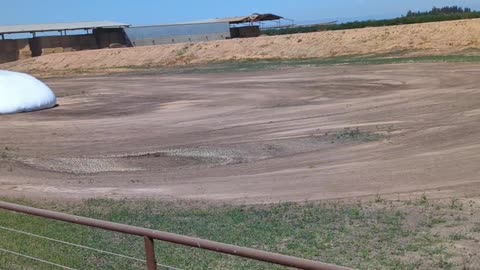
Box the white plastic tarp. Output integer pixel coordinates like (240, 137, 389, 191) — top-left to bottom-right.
(0, 70, 56, 114)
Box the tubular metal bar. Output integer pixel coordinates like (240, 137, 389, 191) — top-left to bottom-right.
(144, 236, 157, 270)
(0, 201, 352, 270)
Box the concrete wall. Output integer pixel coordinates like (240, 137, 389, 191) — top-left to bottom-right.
(0, 40, 19, 63)
(230, 26, 261, 38)
(0, 39, 31, 64)
(29, 35, 98, 57)
(94, 28, 127, 48)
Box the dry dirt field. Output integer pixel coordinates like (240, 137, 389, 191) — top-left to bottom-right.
(1, 62, 480, 203)
(2, 19, 480, 77)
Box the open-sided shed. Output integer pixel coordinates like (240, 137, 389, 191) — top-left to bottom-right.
(215, 13, 284, 24)
(0, 21, 129, 63)
(214, 13, 291, 38)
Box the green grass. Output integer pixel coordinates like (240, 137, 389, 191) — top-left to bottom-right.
(112, 54, 480, 77)
(176, 46, 188, 57)
(327, 127, 383, 143)
(0, 198, 467, 270)
(36, 53, 480, 79)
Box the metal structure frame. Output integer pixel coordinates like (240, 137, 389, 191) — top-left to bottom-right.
(0, 201, 351, 270)
(124, 22, 231, 47)
(0, 21, 129, 39)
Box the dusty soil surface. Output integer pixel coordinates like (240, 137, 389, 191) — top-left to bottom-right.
(1, 63, 480, 203)
(2, 19, 480, 77)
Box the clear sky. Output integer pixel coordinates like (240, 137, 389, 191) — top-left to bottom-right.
(2, 0, 480, 26)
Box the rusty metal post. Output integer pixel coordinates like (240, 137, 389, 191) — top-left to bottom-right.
(144, 236, 157, 270)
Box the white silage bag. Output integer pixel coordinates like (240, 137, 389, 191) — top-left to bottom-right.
(0, 70, 56, 114)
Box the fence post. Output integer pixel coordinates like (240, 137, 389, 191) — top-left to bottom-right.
(144, 236, 157, 270)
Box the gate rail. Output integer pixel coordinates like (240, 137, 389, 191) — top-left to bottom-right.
(0, 201, 351, 270)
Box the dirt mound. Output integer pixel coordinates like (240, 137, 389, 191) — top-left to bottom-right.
(2, 19, 480, 76)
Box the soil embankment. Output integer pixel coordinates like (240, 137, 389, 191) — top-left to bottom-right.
(1, 19, 480, 76)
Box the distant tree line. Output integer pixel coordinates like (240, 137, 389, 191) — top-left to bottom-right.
(263, 6, 480, 36)
(406, 6, 472, 17)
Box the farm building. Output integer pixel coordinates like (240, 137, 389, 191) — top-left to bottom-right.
(123, 13, 287, 47)
(0, 21, 129, 64)
(218, 13, 288, 38)
(0, 14, 288, 63)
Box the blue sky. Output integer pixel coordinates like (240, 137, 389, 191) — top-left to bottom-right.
(2, 0, 480, 26)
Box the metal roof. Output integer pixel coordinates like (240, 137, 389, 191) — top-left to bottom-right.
(183, 14, 285, 25)
(130, 21, 228, 28)
(216, 13, 284, 24)
(0, 21, 130, 34)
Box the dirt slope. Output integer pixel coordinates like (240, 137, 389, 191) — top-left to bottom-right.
(2, 19, 480, 76)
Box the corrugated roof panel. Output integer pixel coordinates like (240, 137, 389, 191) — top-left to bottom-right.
(0, 21, 130, 34)
(216, 14, 284, 24)
(172, 14, 285, 25)
(215, 16, 251, 24)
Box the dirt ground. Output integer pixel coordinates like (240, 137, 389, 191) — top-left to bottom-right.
(2, 19, 480, 77)
(1, 62, 480, 203)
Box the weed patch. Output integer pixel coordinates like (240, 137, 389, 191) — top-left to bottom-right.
(326, 127, 383, 143)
